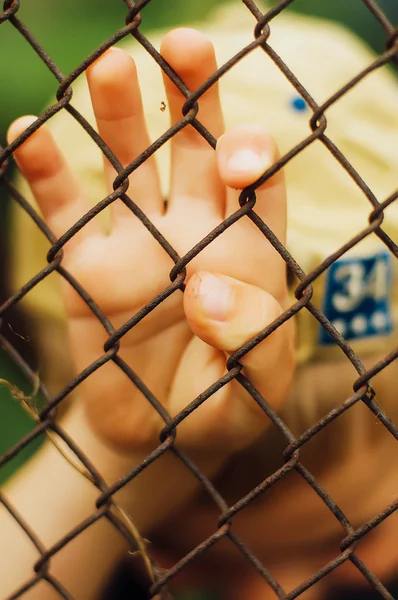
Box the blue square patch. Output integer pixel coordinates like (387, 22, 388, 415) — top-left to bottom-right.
(319, 251, 393, 345)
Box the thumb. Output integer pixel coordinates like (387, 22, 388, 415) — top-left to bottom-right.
(184, 271, 295, 414)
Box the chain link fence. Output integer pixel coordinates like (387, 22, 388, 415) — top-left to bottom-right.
(0, 0, 397, 598)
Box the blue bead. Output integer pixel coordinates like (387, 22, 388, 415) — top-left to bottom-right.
(291, 95, 307, 112)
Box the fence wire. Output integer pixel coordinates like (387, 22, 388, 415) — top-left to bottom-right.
(0, 0, 397, 599)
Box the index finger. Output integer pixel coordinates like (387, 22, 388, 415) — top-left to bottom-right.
(217, 124, 286, 240)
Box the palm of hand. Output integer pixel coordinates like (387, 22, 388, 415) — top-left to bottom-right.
(9, 28, 293, 455)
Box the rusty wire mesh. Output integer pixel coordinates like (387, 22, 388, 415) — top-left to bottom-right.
(0, 0, 398, 598)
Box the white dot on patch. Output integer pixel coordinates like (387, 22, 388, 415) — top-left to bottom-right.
(331, 319, 347, 336)
(371, 311, 387, 331)
(351, 314, 368, 335)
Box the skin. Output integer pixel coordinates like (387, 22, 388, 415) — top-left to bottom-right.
(2, 27, 397, 600)
(7, 30, 293, 455)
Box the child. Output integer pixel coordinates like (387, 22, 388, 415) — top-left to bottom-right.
(2, 3, 397, 599)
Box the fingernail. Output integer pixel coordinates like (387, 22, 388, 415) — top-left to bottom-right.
(226, 148, 270, 175)
(198, 273, 234, 322)
(7, 115, 38, 144)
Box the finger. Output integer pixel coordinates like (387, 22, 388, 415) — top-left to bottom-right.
(184, 271, 295, 418)
(86, 47, 162, 220)
(160, 28, 224, 216)
(7, 116, 99, 241)
(217, 125, 286, 241)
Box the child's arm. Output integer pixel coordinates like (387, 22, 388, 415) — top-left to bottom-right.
(2, 28, 294, 598)
(1, 402, 224, 599)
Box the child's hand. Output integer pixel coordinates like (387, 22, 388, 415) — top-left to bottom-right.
(7, 28, 294, 456)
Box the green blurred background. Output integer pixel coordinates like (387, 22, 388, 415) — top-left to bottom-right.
(0, 0, 397, 485)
